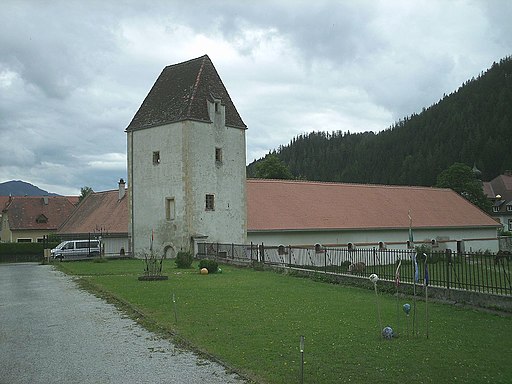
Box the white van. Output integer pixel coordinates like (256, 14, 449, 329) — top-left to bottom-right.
(51, 240, 101, 260)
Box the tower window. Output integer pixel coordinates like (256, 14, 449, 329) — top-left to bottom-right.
(205, 194, 215, 211)
(165, 198, 175, 221)
(153, 151, 160, 165)
(215, 147, 222, 163)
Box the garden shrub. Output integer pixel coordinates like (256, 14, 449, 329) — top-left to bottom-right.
(175, 251, 193, 269)
(198, 259, 218, 273)
(251, 260, 265, 271)
(341, 260, 351, 270)
(0, 242, 57, 262)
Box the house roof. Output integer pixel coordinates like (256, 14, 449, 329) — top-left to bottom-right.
(484, 173, 512, 199)
(126, 55, 246, 131)
(58, 189, 128, 234)
(2, 196, 77, 231)
(247, 179, 499, 232)
(483, 172, 512, 214)
(0, 196, 10, 211)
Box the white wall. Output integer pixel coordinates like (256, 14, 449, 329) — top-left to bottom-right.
(187, 101, 246, 246)
(129, 100, 246, 257)
(248, 226, 499, 252)
(103, 237, 129, 256)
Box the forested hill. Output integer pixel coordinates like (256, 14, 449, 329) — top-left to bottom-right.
(247, 56, 512, 186)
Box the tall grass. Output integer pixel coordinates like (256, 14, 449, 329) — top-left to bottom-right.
(56, 260, 512, 383)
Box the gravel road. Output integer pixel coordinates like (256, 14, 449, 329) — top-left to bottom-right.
(0, 263, 247, 384)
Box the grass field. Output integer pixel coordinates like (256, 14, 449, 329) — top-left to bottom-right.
(55, 259, 512, 383)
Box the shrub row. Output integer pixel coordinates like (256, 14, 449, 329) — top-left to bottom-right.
(0, 242, 60, 263)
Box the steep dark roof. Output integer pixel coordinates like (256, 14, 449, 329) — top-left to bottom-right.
(126, 55, 246, 131)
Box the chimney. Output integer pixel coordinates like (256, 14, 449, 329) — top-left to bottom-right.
(43, 196, 48, 205)
(118, 178, 126, 200)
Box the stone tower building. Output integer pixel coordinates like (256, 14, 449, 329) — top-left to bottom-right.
(126, 55, 247, 257)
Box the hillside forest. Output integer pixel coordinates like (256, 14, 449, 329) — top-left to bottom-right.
(247, 56, 512, 187)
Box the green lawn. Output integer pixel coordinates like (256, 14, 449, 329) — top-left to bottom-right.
(55, 259, 512, 384)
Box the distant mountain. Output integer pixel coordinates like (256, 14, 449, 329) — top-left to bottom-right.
(247, 55, 512, 186)
(0, 180, 60, 196)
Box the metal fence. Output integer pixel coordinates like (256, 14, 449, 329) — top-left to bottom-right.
(198, 242, 512, 296)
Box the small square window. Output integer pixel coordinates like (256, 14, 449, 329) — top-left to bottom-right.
(205, 194, 215, 211)
(493, 206, 500, 213)
(507, 205, 512, 212)
(153, 151, 160, 165)
(215, 147, 222, 163)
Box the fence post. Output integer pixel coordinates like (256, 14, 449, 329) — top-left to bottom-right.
(373, 248, 376, 276)
(445, 249, 451, 290)
(260, 242, 265, 263)
(324, 249, 327, 274)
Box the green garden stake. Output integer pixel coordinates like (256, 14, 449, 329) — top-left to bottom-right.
(300, 335, 305, 384)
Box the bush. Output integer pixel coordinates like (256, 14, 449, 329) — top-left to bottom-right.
(175, 251, 193, 269)
(0, 242, 58, 262)
(198, 259, 218, 273)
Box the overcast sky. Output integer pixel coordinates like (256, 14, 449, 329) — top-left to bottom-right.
(1, 0, 511, 195)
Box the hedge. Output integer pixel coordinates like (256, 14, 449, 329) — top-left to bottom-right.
(0, 242, 59, 263)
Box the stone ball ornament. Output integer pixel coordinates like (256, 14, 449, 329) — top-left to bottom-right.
(369, 273, 379, 283)
(382, 326, 394, 339)
(200, 268, 208, 275)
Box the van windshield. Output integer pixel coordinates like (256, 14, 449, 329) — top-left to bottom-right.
(55, 241, 67, 249)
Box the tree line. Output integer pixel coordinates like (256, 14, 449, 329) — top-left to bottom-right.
(247, 56, 512, 187)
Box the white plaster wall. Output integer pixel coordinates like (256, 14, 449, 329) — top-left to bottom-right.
(248, 226, 498, 252)
(130, 123, 188, 256)
(129, 103, 247, 257)
(186, 102, 246, 245)
(103, 237, 129, 256)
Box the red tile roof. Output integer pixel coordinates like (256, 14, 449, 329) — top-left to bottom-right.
(58, 189, 128, 234)
(247, 179, 499, 232)
(2, 196, 77, 230)
(0, 196, 10, 211)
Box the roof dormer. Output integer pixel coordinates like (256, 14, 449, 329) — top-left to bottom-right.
(36, 214, 48, 224)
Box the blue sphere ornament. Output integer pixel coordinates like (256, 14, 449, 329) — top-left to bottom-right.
(382, 326, 394, 339)
(403, 303, 411, 315)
